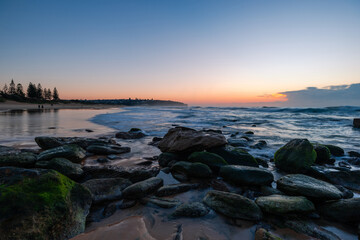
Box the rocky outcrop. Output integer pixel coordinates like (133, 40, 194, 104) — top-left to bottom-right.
(256, 195, 315, 214)
(220, 165, 274, 186)
(203, 190, 262, 221)
(35, 158, 83, 179)
(157, 127, 227, 153)
(0, 167, 92, 240)
(37, 145, 86, 163)
(82, 178, 131, 204)
(122, 177, 163, 199)
(276, 174, 342, 201)
(209, 146, 258, 167)
(274, 139, 316, 173)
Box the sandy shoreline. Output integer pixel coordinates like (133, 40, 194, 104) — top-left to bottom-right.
(0, 100, 123, 112)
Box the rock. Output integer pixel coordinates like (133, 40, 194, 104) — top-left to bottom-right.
(245, 131, 254, 135)
(260, 186, 284, 196)
(349, 151, 360, 158)
(252, 140, 267, 149)
(274, 139, 316, 173)
(335, 185, 353, 199)
(256, 158, 269, 168)
(203, 190, 262, 221)
(318, 198, 360, 222)
(347, 157, 360, 166)
(256, 195, 315, 215)
(188, 151, 227, 171)
(156, 183, 199, 197)
(220, 165, 273, 186)
(313, 144, 332, 164)
(338, 161, 351, 169)
(35, 158, 83, 179)
(158, 152, 183, 167)
(86, 145, 131, 155)
(281, 219, 341, 240)
(227, 138, 249, 147)
(276, 174, 342, 201)
(255, 228, 282, 240)
(140, 196, 181, 208)
(37, 145, 86, 163)
(35, 136, 110, 150)
(0, 167, 92, 239)
(172, 202, 209, 218)
(324, 144, 344, 157)
(353, 118, 360, 128)
(0, 152, 37, 168)
(157, 127, 227, 153)
(82, 178, 131, 204)
(107, 154, 122, 160)
(115, 129, 146, 139)
(308, 166, 360, 191)
(122, 177, 163, 199)
(209, 146, 258, 167)
(171, 161, 212, 178)
(97, 157, 109, 163)
(80, 165, 160, 183)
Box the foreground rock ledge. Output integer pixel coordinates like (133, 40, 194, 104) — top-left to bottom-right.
(0, 167, 92, 240)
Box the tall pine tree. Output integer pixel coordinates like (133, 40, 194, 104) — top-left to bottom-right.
(27, 83, 37, 98)
(53, 87, 59, 101)
(16, 83, 25, 97)
(9, 79, 16, 95)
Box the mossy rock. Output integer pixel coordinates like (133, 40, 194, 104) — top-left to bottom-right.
(171, 161, 212, 178)
(188, 151, 227, 171)
(256, 195, 315, 215)
(0, 167, 92, 239)
(35, 158, 83, 179)
(274, 139, 316, 173)
(208, 146, 258, 167)
(313, 144, 332, 164)
(324, 144, 345, 157)
(158, 152, 183, 167)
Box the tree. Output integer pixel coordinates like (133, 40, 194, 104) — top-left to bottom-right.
(53, 87, 59, 101)
(36, 83, 43, 99)
(2, 84, 8, 94)
(27, 82, 37, 98)
(43, 88, 47, 99)
(16, 83, 25, 97)
(9, 79, 16, 95)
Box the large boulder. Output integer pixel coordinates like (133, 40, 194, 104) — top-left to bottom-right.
(122, 177, 163, 199)
(274, 139, 316, 173)
(203, 190, 262, 221)
(157, 127, 227, 153)
(318, 198, 360, 223)
(324, 144, 344, 157)
(276, 174, 342, 201)
(313, 144, 332, 165)
(188, 151, 228, 171)
(86, 144, 131, 155)
(35, 158, 83, 179)
(220, 165, 273, 186)
(0, 167, 92, 239)
(171, 161, 212, 178)
(35, 136, 109, 150)
(256, 195, 315, 215)
(208, 146, 258, 167)
(0, 152, 37, 168)
(37, 145, 86, 163)
(82, 178, 132, 204)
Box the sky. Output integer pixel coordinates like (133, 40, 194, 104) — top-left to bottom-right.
(0, 0, 359, 106)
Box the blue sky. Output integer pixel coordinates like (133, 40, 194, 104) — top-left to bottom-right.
(0, 0, 359, 105)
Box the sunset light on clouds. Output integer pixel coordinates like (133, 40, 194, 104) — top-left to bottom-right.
(0, 0, 359, 106)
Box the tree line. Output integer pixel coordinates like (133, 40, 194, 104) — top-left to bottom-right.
(0, 79, 59, 101)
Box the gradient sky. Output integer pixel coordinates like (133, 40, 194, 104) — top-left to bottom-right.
(0, 0, 359, 105)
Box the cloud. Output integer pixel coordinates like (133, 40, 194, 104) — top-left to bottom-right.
(278, 83, 360, 107)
